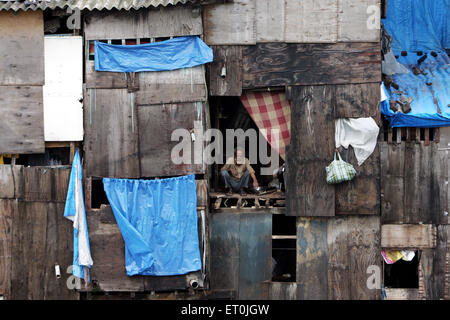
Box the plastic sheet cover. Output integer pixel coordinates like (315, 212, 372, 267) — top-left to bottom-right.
(382, 0, 450, 52)
(103, 175, 201, 276)
(381, 52, 450, 128)
(94, 36, 213, 72)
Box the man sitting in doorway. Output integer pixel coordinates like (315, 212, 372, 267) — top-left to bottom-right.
(220, 148, 259, 196)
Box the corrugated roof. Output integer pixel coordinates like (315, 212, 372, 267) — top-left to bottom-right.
(0, 0, 193, 11)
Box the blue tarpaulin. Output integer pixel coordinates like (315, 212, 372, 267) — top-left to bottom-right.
(103, 175, 201, 276)
(383, 0, 450, 52)
(94, 36, 213, 72)
(64, 149, 93, 282)
(381, 0, 450, 128)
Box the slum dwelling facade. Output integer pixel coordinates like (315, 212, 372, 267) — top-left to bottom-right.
(0, 0, 449, 300)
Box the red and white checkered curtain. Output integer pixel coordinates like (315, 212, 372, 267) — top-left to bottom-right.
(240, 91, 291, 160)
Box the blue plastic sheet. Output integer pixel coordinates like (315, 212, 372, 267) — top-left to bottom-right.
(95, 36, 213, 72)
(381, 0, 450, 128)
(103, 175, 201, 276)
(381, 52, 450, 128)
(64, 149, 93, 281)
(383, 0, 450, 52)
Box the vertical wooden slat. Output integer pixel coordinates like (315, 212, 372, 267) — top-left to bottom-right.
(425, 128, 430, 146)
(286, 85, 335, 217)
(297, 218, 328, 299)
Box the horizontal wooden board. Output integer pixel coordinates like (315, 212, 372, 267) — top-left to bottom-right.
(0, 86, 45, 154)
(384, 288, 419, 300)
(381, 224, 437, 249)
(0, 11, 44, 86)
(84, 6, 202, 40)
(242, 42, 381, 89)
(203, 0, 256, 45)
(136, 67, 207, 105)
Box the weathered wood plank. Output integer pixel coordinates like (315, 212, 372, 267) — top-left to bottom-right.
(337, 0, 380, 42)
(238, 213, 272, 300)
(23, 167, 70, 203)
(348, 216, 381, 300)
(286, 85, 335, 217)
(208, 46, 242, 96)
(0, 86, 45, 154)
(265, 282, 297, 300)
(84, 6, 203, 40)
(138, 102, 205, 177)
(196, 180, 208, 207)
(334, 83, 381, 120)
(84, 89, 140, 178)
(327, 217, 350, 299)
(255, 0, 285, 42)
(0, 200, 15, 299)
(384, 288, 419, 300)
(136, 67, 207, 104)
(0, 11, 44, 85)
(86, 209, 145, 292)
(242, 42, 381, 89)
(335, 145, 380, 215)
(285, 0, 338, 43)
(203, 0, 256, 45)
(381, 224, 437, 249)
(0, 166, 23, 200)
(296, 218, 328, 299)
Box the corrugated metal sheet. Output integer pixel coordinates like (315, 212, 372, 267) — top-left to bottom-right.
(0, 0, 192, 11)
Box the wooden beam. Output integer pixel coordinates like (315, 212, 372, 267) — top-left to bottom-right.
(381, 224, 437, 248)
(242, 42, 381, 89)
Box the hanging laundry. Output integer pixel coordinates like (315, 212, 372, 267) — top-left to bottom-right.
(335, 117, 380, 166)
(381, 250, 416, 264)
(382, 250, 404, 264)
(64, 149, 93, 285)
(103, 175, 201, 276)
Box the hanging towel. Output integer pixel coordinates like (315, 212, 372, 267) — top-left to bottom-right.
(335, 117, 380, 166)
(381, 250, 404, 264)
(64, 149, 93, 282)
(103, 175, 201, 276)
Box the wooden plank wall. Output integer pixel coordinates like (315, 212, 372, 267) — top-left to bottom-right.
(86, 205, 206, 293)
(0, 11, 45, 154)
(83, 7, 208, 179)
(0, 165, 78, 300)
(297, 216, 381, 300)
(381, 142, 448, 224)
(204, 0, 380, 45)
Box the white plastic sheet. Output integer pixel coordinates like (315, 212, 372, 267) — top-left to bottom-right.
(335, 118, 380, 166)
